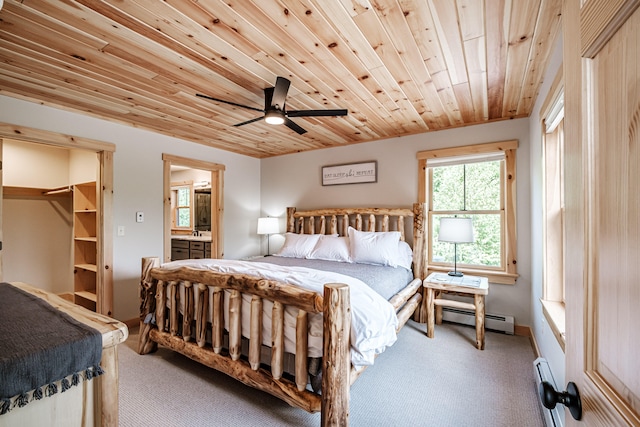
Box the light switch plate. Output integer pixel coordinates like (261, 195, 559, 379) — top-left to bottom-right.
(136, 211, 144, 223)
(117, 226, 125, 236)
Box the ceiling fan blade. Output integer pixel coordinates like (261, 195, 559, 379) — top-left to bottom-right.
(287, 108, 348, 117)
(233, 116, 264, 127)
(284, 117, 307, 135)
(196, 93, 264, 113)
(263, 87, 274, 111)
(271, 77, 290, 109)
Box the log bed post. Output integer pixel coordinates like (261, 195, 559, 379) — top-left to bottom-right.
(412, 203, 428, 323)
(322, 283, 351, 426)
(139, 256, 160, 354)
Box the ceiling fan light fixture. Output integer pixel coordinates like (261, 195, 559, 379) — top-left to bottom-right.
(265, 110, 285, 125)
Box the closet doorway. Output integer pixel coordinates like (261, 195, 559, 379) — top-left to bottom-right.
(0, 124, 115, 316)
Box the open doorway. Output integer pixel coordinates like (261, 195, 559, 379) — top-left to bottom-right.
(0, 125, 115, 316)
(162, 154, 225, 262)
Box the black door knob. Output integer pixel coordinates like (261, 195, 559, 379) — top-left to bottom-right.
(539, 380, 582, 420)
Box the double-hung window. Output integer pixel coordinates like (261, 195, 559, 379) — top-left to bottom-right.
(417, 140, 518, 284)
(541, 71, 566, 350)
(171, 183, 193, 230)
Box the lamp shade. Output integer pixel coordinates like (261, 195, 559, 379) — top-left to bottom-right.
(438, 217, 474, 243)
(257, 217, 279, 235)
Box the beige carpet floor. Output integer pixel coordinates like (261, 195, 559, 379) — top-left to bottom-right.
(118, 320, 545, 426)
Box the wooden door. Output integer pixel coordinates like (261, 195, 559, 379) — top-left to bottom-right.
(564, 0, 640, 424)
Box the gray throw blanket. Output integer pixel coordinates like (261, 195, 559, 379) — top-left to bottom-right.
(0, 283, 103, 415)
(254, 256, 414, 300)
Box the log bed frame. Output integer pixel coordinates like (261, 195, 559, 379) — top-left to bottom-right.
(138, 204, 426, 426)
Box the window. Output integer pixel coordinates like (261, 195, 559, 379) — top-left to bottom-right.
(172, 184, 192, 229)
(541, 76, 566, 350)
(417, 140, 518, 284)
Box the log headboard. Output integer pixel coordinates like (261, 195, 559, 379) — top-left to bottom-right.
(285, 203, 427, 279)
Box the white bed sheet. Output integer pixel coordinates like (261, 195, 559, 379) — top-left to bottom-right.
(160, 259, 399, 367)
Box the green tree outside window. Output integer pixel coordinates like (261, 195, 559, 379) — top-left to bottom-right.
(431, 160, 503, 269)
(176, 187, 191, 228)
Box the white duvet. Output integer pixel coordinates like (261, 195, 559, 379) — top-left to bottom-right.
(160, 259, 398, 368)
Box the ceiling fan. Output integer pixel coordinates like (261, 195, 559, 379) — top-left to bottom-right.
(196, 76, 348, 135)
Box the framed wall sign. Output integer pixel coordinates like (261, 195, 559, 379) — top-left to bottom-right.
(322, 161, 377, 186)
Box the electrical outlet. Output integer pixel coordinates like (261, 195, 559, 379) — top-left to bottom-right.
(136, 211, 144, 223)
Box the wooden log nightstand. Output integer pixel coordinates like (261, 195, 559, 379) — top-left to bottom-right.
(424, 272, 489, 350)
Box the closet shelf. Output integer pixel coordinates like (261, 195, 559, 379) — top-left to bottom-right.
(74, 290, 97, 302)
(75, 263, 97, 273)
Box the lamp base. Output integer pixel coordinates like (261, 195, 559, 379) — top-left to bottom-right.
(447, 271, 464, 277)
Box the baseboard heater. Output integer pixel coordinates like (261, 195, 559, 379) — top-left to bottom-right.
(533, 357, 564, 427)
(440, 306, 515, 335)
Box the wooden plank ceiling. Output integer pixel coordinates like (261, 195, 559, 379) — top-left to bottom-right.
(0, 0, 562, 158)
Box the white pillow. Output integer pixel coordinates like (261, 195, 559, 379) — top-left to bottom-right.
(348, 227, 402, 267)
(394, 240, 414, 270)
(308, 235, 351, 262)
(274, 233, 321, 258)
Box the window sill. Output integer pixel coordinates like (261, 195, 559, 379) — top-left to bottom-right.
(540, 299, 566, 352)
(427, 266, 518, 285)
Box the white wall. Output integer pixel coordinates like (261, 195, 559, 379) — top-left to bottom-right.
(0, 95, 262, 321)
(529, 32, 566, 388)
(3, 196, 73, 294)
(171, 168, 211, 185)
(3, 140, 70, 188)
(69, 149, 98, 185)
(261, 118, 534, 327)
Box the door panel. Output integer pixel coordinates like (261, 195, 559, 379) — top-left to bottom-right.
(565, 0, 640, 424)
(592, 16, 640, 417)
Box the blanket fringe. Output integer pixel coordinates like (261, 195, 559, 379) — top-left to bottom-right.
(0, 399, 10, 415)
(0, 366, 104, 416)
(45, 383, 57, 397)
(15, 393, 29, 408)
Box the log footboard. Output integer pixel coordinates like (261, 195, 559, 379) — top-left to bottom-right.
(138, 257, 350, 425)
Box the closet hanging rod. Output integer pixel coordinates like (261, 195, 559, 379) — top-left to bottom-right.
(43, 185, 73, 195)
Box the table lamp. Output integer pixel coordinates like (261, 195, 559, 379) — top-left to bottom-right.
(257, 217, 279, 256)
(438, 217, 474, 277)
